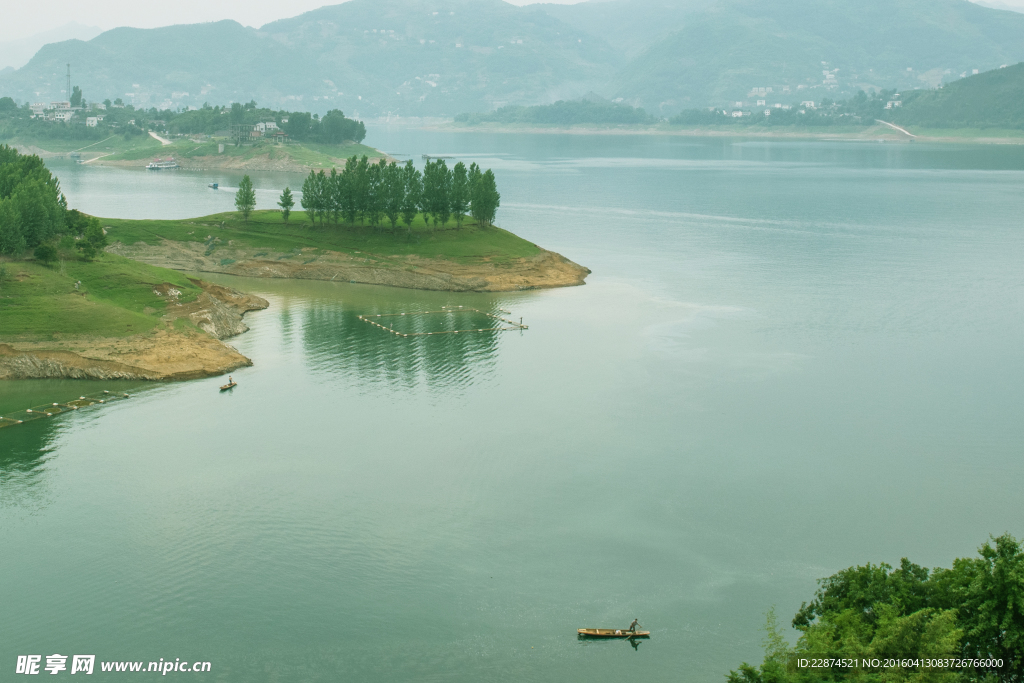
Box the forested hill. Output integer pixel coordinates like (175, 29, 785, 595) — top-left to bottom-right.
(0, 0, 617, 119)
(455, 98, 655, 126)
(893, 62, 1024, 129)
(602, 0, 1024, 115)
(3, 0, 1024, 117)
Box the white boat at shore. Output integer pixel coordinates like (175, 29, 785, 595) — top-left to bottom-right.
(146, 158, 179, 170)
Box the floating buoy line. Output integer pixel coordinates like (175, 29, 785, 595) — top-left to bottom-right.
(358, 305, 528, 337)
(0, 390, 132, 429)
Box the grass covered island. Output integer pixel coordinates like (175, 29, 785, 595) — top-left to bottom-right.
(0, 146, 587, 382)
(105, 208, 590, 292)
(0, 255, 268, 381)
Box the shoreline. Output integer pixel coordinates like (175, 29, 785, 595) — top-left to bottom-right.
(430, 122, 1024, 145)
(108, 240, 591, 292)
(0, 279, 268, 382)
(9, 142, 389, 174)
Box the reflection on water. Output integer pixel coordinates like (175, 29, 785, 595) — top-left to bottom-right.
(0, 380, 153, 506)
(302, 302, 503, 390)
(0, 420, 55, 505)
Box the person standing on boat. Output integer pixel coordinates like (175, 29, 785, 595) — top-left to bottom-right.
(628, 619, 640, 633)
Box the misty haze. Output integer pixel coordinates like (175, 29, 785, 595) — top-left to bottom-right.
(1, 1, 1023, 682)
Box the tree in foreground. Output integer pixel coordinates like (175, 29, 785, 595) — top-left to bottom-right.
(235, 175, 256, 221)
(726, 533, 1024, 683)
(278, 187, 294, 222)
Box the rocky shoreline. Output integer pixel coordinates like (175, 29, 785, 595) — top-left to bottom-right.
(107, 240, 591, 292)
(0, 280, 268, 381)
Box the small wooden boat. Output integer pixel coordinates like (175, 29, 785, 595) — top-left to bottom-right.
(578, 628, 650, 638)
(219, 382, 237, 391)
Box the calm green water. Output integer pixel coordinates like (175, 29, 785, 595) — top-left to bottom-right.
(3, 132, 1024, 681)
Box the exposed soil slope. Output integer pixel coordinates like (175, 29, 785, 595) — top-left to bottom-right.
(108, 240, 590, 291)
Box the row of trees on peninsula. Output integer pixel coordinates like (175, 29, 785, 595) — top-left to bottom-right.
(728, 533, 1024, 683)
(294, 157, 500, 231)
(0, 145, 106, 259)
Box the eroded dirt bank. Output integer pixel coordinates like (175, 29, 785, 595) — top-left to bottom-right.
(0, 281, 268, 381)
(108, 240, 590, 292)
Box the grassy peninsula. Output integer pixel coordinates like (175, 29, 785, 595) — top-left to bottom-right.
(104, 209, 589, 292)
(0, 254, 267, 381)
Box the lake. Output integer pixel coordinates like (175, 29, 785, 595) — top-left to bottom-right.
(3, 130, 1024, 681)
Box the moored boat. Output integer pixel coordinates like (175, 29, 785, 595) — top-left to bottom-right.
(146, 158, 179, 170)
(577, 628, 650, 638)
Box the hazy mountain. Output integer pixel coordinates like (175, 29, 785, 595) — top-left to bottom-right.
(0, 22, 102, 71)
(538, 0, 715, 59)
(0, 0, 617, 117)
(970, 0, 1024, 13)
(604, 0, 1024, 114)
(894, 61, 1024, 128)
(2, 0, 1023, 116)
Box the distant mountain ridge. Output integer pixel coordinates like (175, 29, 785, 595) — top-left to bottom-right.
(2, 0, 1023, 116)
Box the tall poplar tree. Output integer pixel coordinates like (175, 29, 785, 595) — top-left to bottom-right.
(278, 187, 294, 223)
(401, 161, 422, 234)
(235, 175, 256, 221)
(300, 171, 315, 223)
(383, 161, 404, 232)
(450, 161, 469, 229)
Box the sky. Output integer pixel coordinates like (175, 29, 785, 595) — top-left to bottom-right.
(1, 0, 585, 39)
(2, 0, 1023, 42)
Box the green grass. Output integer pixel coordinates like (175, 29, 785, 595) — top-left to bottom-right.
(0, 254, 202, 340)
(103, 211, 543, 265)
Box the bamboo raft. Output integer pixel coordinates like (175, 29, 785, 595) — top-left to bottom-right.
(358, 306, 527, 337)
(577, 629, 651, 638)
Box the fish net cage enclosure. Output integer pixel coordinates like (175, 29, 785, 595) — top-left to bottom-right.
(358, 306, 528, 337)
(0, 390, 132, 429)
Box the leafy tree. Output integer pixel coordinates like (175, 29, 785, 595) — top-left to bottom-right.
(300, 171, 317, 223)
(401, 161, 422, 233)
(234, 175, 256, 221)
(341, 156, 359, 225)
(354, 156, 370, 224)
(84, 218, 107, 251)
(34, 243, 57, 264)
(70, 86, 83, 108)
(727, 535, 1024, 683)
(278, 187, 294, 222)
(65, 208, 91, 235)
(78, 241, 97, 260)
(0, 97, 16, 112)
(471, 169, 500, 227)
(229, 102, 245, 126)
(450, 161, 469, 229)
(421, 160, 451, 230)
(936, 534, 1024, 680)
(383, 161, 404, 231)
(0, 198, 26, 255)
